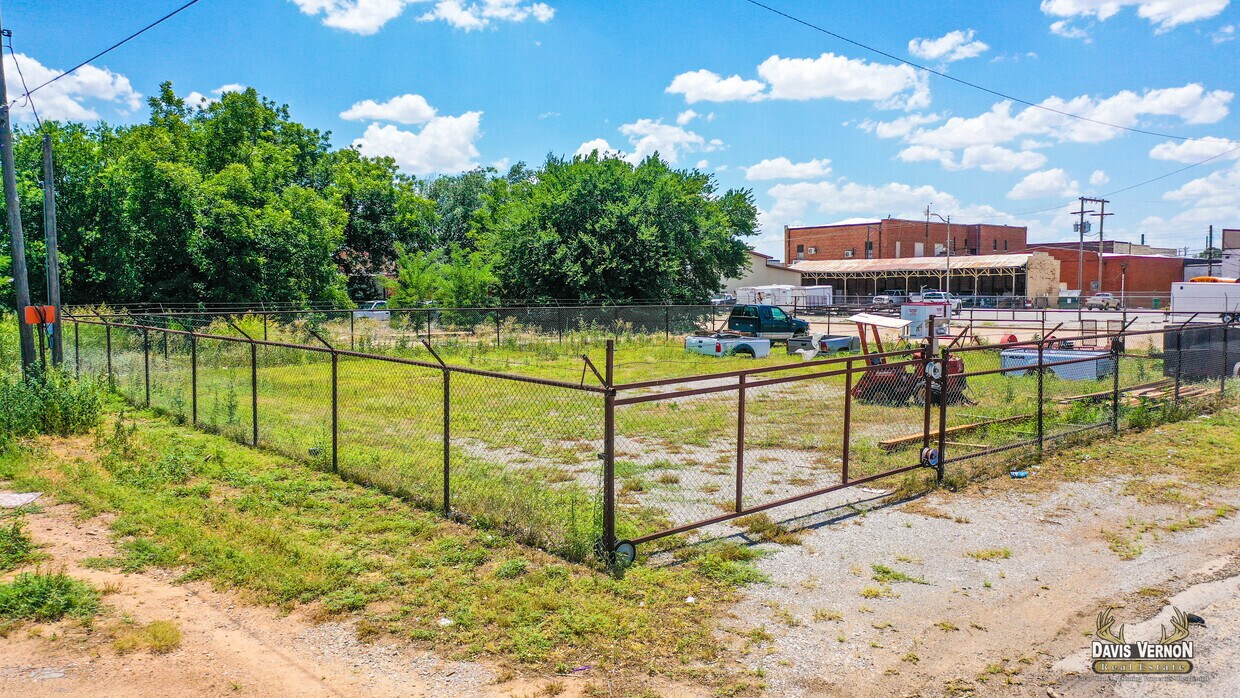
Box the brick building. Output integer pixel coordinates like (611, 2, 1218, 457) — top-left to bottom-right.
(784, 218, 1027, 263)
(1031, 247, 1186, 307)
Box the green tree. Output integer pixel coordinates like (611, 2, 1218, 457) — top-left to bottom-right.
(474, 153, 755, 303)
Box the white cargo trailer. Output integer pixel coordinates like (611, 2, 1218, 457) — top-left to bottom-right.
(735, 284, 805, 308)
(1170, 281, 1240, 320)
(801, 285, 834, 310)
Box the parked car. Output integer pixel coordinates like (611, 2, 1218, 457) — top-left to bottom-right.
(684, 333, 772, 358)
(1085, 292, 1121, 310)
(872, 290, 908, 307)
(355, 300, 390, 320)
(917, 291, 962, 311)
(710, 293, 737, 307)
(726, 304, 809, 340)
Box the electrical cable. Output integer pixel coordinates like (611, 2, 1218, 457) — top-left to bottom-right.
(4, 34, 39, 127)
(7, 0, 204, 107)
(740, 0, 1224, 143)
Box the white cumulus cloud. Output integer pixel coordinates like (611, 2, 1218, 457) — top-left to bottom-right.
(676, 109, 699, 126)
(757, 53, 930, 109)
(291, 0, 554, 34)
(1007, 168, 1080, 199)
(665, 69, 765, 104)
(419, 0, 555, 30)
(908, 29, 990, 62)
(1149, 136, 1240, 163)
(4, 53, 141, 123)
(341, 94, 437, 124)
(617, 118, 721, 165)
(1090, 169, 1111, 185)
(351, 111, 483, 175)
(1041, 0, 1229, 33)
(743, 157, 832, 181)
(575, 138, 618, 158)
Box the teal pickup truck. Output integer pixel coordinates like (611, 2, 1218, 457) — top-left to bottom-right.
(727, 304, 810, 340)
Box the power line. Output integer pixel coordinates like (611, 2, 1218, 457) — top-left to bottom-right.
(7, 0, 204, 107)
(4, 32, 40, 127)
(740, 0, 1220, 143)
(997, 142, 1240, 219)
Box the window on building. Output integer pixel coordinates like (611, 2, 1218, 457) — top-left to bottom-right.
(993, 239, 998, 251)
(895, 241, 902, 257)
(914, 242, 924, 257)
(865, 240, 874, 259)
(1004, 240, 1008, 251)
(796, 244, 804, 260)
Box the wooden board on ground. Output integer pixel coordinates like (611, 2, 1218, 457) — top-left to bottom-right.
(880, 413, 1033, 452)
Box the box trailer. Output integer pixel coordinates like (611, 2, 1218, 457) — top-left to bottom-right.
(735, 284, 806, 309)
(1000, 349, 1115, 380)
(1170, 281, 1240, 320)
(800, 285, 834, 313)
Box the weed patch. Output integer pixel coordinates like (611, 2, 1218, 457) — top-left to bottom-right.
(0, 571, 100, 621)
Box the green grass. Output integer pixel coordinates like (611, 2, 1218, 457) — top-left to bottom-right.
(113, 619, 182, 654)
(0, 519, 40, 572)
(870, 563, 928, 585)
(0, 409, 765, 678)
(0, 571, 100, 621)
(69, 318, 1225, 563)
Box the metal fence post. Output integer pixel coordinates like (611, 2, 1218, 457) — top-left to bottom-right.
(1036, 339, 1045, 454)
(495, 311, 501, 347)
(143, 327, 151, 407)
(263, 314, 268, 341)
(162, 318, 169, 362)
(843, 358, 852, 484)
(557, 307, 564, 344)
(73, 320, 79, 378)
(190, 333, 198, 426)
(1111, 340, 1121, 433)
(735, 373, 746, 512)
(250, 341, 258, 446)
(1221, 324, 1229, 402)
(105, 323, 113, 389)
(443, 368, 451, 514)
(349, 311, 355, 351)
(937, 347, 949, 478)
(603, 339, 616, 559)
(665, 306, 671, 342)
(1174, 327, 1183, 402)
(331, 350, 339, 472)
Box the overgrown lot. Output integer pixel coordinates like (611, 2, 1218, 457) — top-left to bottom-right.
(0, 403, 769, 689)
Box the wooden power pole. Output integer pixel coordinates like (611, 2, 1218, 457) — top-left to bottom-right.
(43, 133, 61, 365)
(0, 14, 36, 371)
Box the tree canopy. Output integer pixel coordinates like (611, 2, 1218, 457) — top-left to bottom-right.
(2, 85, 756, 308)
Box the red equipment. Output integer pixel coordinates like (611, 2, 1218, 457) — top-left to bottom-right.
(849, 314, 968, 405)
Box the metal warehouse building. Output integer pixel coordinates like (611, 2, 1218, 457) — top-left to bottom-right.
(788, 252, 1062, 303)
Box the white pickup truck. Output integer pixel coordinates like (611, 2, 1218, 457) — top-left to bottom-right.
(684, 333, 772, 358)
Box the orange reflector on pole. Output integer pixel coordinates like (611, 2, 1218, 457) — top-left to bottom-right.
(23, 305, 56, 324)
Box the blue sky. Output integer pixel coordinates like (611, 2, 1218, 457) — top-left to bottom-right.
(7, 0, 1240, 257)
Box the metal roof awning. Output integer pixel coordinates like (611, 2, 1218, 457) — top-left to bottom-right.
(790, 254, 1035, 276)
(848, 313, 911, 329)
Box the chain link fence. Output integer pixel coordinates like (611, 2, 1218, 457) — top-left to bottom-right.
(63, 309, 1239, 565)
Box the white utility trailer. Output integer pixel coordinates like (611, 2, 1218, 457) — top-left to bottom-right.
(1171, 281, 1240, 321)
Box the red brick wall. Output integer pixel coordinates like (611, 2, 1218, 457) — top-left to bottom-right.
(785, 219, 1026, 261)
(1038, 248, 1184, 299)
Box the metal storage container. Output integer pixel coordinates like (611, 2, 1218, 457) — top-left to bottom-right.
(1000, 348, 1115, 380)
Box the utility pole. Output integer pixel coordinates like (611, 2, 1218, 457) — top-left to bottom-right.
(1072, 198, 1094, 321)
(1090, 199, 1112, 295)
(1207, 225, 1215, 277)
(0, 18, 36, 371)
(42, 133, 61, 365)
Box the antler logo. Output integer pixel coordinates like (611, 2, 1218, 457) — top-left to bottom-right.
(1091, 607, 1195, 675)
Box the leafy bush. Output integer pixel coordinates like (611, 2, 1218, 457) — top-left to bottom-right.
(0, 367, 103, 438)
(0, 571, 100, 621)
(0, 520, 38, 572)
